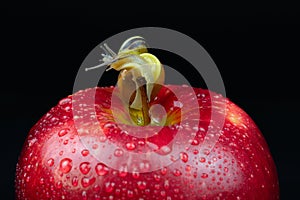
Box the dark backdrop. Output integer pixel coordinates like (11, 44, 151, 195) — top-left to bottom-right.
(2, 2, 299, 199)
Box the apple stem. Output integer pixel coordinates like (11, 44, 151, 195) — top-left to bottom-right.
(129, 76, 150, 126)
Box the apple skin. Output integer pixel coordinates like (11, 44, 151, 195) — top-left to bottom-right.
(15, 86, 279, 200)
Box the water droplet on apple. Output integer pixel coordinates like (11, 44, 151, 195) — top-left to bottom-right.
(95, 163, 109, 176)
(132, 170, 140, 179)
(201, 173, 208, 178)
(58, 128, 70, 137)
(118, 164, 128, 177)
(59, 158, 72, 173)
(25, 176, 30, 183)
(92, 144, 98, 149)
(199, 157, 206, 163)
(203, 149, 210, 155)
(193, 149, 199, 155)
(174, 188, 180, 193)
(127, 190, 134, 198)
(25, 164, 31, 172)
(149, 104, 167, 125)
(161, 167, 167, 175)
(81, 176, 96, 188)
(114, 148, 124, 157)
(224, 167, 229, 172)
(185, 165, 191, 172)
(154, 174, 161, 181)
(50, 117, 59, 125)
(173, 169, 182, 176)
(160, 146, 171, 154)
(180, 152, 189, 163)
(59, 98, 71, 106)
(105, 182, 115, 193)
(81, 191, 87, 200)
(56, 181, 62, 189)
(139, 160, 151, 172)
(80, 162, 91, 175)
(93, 184, 100, 192)
(190, 138, 199, 145)
(99, 135, 107, 142)
(145, 189, 150, 195)
(28, 138, 37, 147)
(39, 178, 44, 185)
(115, 189, 121, 196)
(47, 158, 54, 167)
(104, 123, 117, 129)
(94, 194, 100, 200)
(188, 171, 195, 179)
(81, 149, 89, 157)
(64, 106, 72, 112)
(164, 180, 170, 189)
(125, 142, 136, 150)
(137, 181, 147, 190)
(72, 176, 79, 187)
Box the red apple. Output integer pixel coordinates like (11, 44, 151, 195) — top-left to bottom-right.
(15, 36, 279, 199)
(15, 85, 279, 199)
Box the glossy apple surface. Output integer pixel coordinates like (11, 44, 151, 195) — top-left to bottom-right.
(15, 85, 279, 199)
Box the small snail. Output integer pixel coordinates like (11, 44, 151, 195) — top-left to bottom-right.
(85, 36, 165, 125)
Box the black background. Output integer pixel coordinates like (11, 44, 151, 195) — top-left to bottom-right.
(2, 2, 299, 199)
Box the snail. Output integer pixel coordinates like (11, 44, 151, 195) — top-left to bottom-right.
(85, 36, 165, 125)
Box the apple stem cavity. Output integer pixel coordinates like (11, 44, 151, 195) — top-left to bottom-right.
(85, 36, 165, 126)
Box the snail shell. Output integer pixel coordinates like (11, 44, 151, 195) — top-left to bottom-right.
(118, 36, 148, 56)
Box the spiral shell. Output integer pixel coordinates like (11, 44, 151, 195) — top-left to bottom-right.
(118, 36, 148, 56)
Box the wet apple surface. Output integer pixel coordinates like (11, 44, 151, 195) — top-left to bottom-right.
(15, 85, 279, 199)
